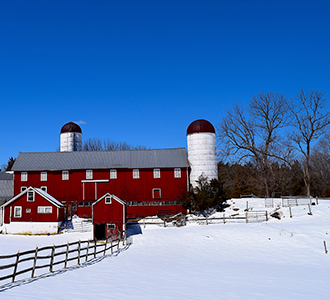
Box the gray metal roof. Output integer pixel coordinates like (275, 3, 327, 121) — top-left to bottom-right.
(12, 148, 189, 171)
(0, 172, 13, 180)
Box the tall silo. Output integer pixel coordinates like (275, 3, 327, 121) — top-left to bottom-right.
(187, 119, 218, 188)
(60, 122, 82, 152)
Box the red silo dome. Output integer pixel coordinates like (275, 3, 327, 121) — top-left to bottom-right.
(186, 119, 215, 135)
(60, 122, 82, 134)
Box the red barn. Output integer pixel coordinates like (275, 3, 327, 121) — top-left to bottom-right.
(1, 186, 64, 234)
(92, 193, 126, 240)
(11, 148, 188, 219)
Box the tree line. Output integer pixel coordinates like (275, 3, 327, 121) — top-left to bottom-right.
(217, 88, 330, 198)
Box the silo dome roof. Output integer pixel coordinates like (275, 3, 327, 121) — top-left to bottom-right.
(187, 119, 215, 135)
(60, 122, 82, 134)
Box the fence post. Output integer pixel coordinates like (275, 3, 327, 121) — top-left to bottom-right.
(12, 251, 20, 283)
(223, 213, 225, 224)
(49, 245, 55, 272)
(103, 239, 107, 256)
(245, 212, 248, 223)
(110, 236, 113, 254)
(64, 242, 69, 268)
(316, 196, 319, 205)
(86, 240, 90, 262)
(308, 204, 312, 215)
(94, 240, 97, 258)
(77, 240, 81, 265)
(31, 246, 38, 278)
(289, 206, 292, 218)
(266, 211, 268, 222)
(206, 215, 208, 225)
(324, 241, 328, 254)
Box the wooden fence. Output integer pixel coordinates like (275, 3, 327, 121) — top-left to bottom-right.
(0, 232, 125, 287)
(140, 211, 269, 227)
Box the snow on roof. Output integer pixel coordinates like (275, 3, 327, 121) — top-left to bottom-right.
(35, 188, 64, 207)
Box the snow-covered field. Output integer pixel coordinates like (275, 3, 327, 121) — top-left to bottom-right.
(1, 198, 330, 299)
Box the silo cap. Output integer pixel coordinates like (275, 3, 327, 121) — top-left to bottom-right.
(60, 122, 82, 134)
(187, 119, 215, 135)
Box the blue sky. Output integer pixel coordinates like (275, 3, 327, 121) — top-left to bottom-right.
(1, 0, 330, 167)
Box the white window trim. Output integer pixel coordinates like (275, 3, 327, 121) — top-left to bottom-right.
(105, 196, 112, 204)
(27, 191, 35, 202)
(153, 168, 160, 179)
(40, 171, 47, 181)
(86, 170, 93, 180)
(133, 169, 139, 179)
(152, 188, 161, 199)
(21, 172, 27, 182)
(14, 206, 22, 218)
(62, 170, 69, 181)
(38, 206, 53, 214)
(174, 168, 181, 178)
(107, 224, 116, 230)
(110, 169, 117, 179)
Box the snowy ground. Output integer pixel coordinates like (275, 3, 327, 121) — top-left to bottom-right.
(0, 198, 330, 299)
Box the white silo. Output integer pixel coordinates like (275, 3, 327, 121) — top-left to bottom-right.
(187, 119, 218, 188)
(60, 122, 82, 152)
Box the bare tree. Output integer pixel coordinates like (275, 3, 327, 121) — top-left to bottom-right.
(83, 138, 147, 151)
(218, 91, 291, 196)
(288, 89, 330, 196)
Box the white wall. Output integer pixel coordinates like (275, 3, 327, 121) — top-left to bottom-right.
(187, 132, 218, 188)
(2, 221, 62, 235)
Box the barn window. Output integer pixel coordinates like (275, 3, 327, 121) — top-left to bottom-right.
(21, 172, 27, 181)
(174, 168, 181, 178)
(153, 169, 160, 178)
(62, 170, 69, 180)
(105, 196, 112, 204)
(14, 206, 22, 218)
(86, 170, 93, 180)
(41, 186, 47, 192)
(26, 208, 31, 214)
(40, 171, 47, 181)
(27, 191, 35, 202)
(38, 206, 52, 214)
(133, 169, 139, 179)
(152, 188, 161, 199)
(110, 169, 117, 179)
(21, 186, 27, 192)
(107, 224, 116, 230)
(78, 202, 84, 207)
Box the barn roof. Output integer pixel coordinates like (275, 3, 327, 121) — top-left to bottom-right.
(12, 148, 188, 171)
(0, 172, 13, 180)
(1, 186, 64, 208)
(93, 193, 127, 207)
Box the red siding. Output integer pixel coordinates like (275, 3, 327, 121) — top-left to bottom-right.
(93, 196, 125, 232)
(4, 192, 63, 223)
(14, 167, 188, 218)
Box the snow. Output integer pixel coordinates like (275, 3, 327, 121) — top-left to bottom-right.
(1, 198, 330, 299)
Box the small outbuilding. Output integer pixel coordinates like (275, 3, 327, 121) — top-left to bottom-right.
(1, 186, 64, 234)
(92, 193, 126, 240)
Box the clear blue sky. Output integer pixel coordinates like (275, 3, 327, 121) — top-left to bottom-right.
(1, 0, 330, 168)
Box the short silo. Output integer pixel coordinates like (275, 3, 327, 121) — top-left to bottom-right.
(60, 122, 82, 152)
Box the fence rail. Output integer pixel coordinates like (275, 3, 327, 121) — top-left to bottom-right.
(0, 232, 125, 287)
(140, 211, 268, 227)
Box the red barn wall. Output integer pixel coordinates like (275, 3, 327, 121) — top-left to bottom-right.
(4, 192, 62, 223)
(13, 167, 188, 218)
(93, 198, 125, 232)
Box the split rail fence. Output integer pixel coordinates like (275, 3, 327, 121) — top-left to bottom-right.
(0, 232, 126, 287)
(141, 211, 268, 227)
